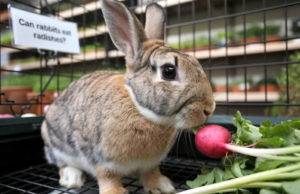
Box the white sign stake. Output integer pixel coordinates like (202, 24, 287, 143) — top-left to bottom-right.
(9, 7, 80, 54)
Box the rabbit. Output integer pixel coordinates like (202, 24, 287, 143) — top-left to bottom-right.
(41, 0, 216, 193)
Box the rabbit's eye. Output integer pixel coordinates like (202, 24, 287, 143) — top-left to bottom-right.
(162, 65, 176, 80)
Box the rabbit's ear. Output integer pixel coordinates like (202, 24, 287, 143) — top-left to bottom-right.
(101, 0, 147, 58)
(145, 3, 166, 40)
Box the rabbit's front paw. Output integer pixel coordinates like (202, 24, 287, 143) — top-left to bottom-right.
(59, 166, 85, 189)
(144, 176, 176, 194)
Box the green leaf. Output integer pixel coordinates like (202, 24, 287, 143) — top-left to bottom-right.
(241, 169, 253, 176)
(201, 165, 211, 175)
(260, 120, 273, 136)
(293, 130, 300, 145)
(261, 120, 273, 128)
(255, 157, 268, 168)
(232, 111, 262, 145)
(186, 167, 215, 188)
(255, 137, 285, 148)
(291, 121, 300, 129)
(214, 168, 224, 183)
(259, 189, 281, 194)
(223, 166, 236, 180)
(264, 124, 295, 147)
(186, 166, 226, 189)
(282, 179, 300, 194)
(239, 121, 262, 144)
(231, 156, 249, 178)
(254, 160, 288, 173)
(238, 189, 254, 194)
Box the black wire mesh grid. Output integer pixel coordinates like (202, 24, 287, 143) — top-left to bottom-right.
(1, 0, 300, 117)
(0, 157, 219, 194)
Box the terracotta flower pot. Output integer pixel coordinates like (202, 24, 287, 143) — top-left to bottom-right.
(238, 37, 262, 44)
(26, 92, 55, 116)
(230, 86, 254, 92)
(181, 45, 216, 52)
(266, 36, 281, 44)
(0, 87, 32, 115)
(214, 86, 227, 93)
(258, 85, 278, 92)
(0, 10, 9, 21)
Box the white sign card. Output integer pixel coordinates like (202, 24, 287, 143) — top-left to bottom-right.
(9, 7, 80, 54)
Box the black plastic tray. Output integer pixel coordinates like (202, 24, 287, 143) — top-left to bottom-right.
(0, 115, 295, 188)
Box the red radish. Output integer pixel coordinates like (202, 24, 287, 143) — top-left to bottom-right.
(195, 125, 232, 159)
(194, 125, 298, 160)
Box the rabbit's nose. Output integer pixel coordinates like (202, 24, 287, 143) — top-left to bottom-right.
(204, 110, 212, 123)
(204, 101, 215, 122)
(204, 110, 211, 117)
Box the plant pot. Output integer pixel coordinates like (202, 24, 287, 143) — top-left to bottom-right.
(266, 36, 281, 44)
(0, 10, 9, 21)
(238, 37, 262, 44)
(0, 87, 32, 115)
(258, 85, 278, 92)
(181, 45, 215, 52)
(26, 92, 55, 116)
(230, 86, 253, 92)
(81, 48, 104, 53)
(214, 86, 227, 93)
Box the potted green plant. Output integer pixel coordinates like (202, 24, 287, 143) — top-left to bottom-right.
(195, 37, 217, 49)
(217, 31, 233, 45)
(265, 24, 281, 43)
(11, 57, 39, 65)
(256, 77, 278, 92)
(168, 43, 179, 49)
(1, 32, 12, 45)
(78, 24, 96, 32)
(229, 78, 253, 92)
(177, 37, 216, 51)
(1, 75, 33, 115)
(80, 43, 104, 53)
(182, 40, 194, 50)
(53, 3, 73, 12)
(237, 25, 263, 44)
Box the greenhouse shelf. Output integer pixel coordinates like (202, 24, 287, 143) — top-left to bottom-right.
(57, 0, 193, 19)
(186, 40, 300, 59)
(3, 40, 300, 68)
(214, 92, 279, 102)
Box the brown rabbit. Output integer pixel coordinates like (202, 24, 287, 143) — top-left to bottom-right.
(41, 0, 216, 193)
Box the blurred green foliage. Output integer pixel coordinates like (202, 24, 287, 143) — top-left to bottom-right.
(266, 51, 300, 117)
(1, 32, 12, 45)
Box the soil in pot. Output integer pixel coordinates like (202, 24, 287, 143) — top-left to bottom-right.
(265, 36, 281, 44)
(26, 92, 54, 116)
(181, 45, 216, 52)
(238, 37, 262, 44)
(214, 86, 227, 93)
(0, 87, 32, 115)
(258, 85, 278, 92)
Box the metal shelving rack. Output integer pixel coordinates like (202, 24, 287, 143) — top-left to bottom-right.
(0, 157, 219, 194)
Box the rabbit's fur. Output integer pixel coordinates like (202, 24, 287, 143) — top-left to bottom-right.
(41, 0, 215, 193)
